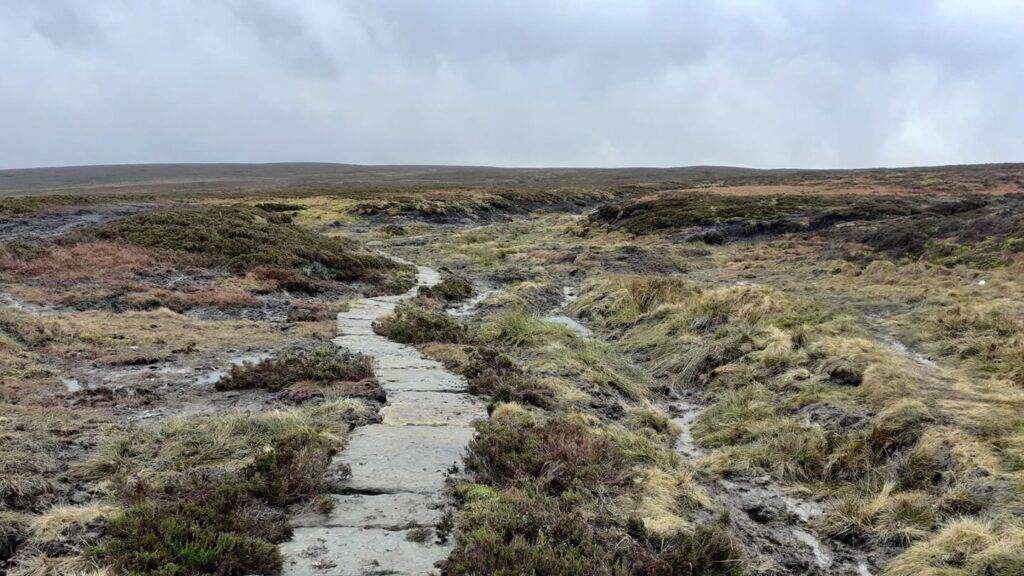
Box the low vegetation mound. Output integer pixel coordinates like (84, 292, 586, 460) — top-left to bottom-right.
(447, 407, 742, 576)
(346, 187, 613, 222)
(417, 275, 473, 303)
(215, 345, 375, 393)
(841, 195, 1024, 266)
(86, 205, 404, 284)
(588, 191, 978, 241)
(372, 301, 469, 344)
(0, 204, 415, 312)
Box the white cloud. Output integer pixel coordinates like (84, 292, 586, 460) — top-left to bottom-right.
(0, 0, 1021, 169)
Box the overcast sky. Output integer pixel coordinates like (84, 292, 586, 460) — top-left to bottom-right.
(1, 1, 1022, 170)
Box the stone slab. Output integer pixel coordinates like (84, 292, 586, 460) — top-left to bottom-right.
(376, 367, 467, 392)
(290, 492, 443, 529)
(381, 391, 487, 426)
(339, 425, 474, 494)
(282, 526, 449, 576)
(373, 354, 442, 370)
(333, 335, 415, 357)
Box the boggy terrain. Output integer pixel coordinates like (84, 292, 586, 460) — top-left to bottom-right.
(1, 163, 1023, 576)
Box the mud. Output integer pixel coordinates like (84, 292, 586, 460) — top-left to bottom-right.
(0, 205, 149, 241)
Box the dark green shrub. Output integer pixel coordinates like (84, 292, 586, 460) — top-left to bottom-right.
(418, 275, 473, 303)
(460, 347, 556, 409)
(446, 487, 607, 575)
(447, 487, 743, 576)
(215, 345, 374, 392)
(84, 205, 414, 291)
(465, 416, 630, 494)
(91, 409, 340, 576)
(96, 500, 282, 576)
(373, 302, 468, 344)
(253, 202, 303, 212)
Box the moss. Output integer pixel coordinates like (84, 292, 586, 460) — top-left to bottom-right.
(215, 345, 374, 392)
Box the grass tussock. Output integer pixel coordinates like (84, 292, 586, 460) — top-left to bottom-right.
(478, 308, 649, 401)
(214, 345, 374, 393)
(575, 271, 1021, 559)
(884, 517, 1024, 576)
(480, 309, 575, 348)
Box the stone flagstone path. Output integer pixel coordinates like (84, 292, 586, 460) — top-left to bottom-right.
(281, 265, 486, 576)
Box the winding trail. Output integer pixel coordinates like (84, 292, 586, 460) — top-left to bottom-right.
(281, 264, 486, 576)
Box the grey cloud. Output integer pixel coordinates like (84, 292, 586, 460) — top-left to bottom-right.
(0, 0, 1022, 169)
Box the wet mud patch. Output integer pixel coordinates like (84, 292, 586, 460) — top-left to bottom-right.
(0, 205, 150, 241)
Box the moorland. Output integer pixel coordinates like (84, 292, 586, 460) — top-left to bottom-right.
(2, 162, 1023, 576)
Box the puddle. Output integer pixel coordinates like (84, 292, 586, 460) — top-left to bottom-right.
(782, 494, 825, 523)
(792, 528, 832, 569)
(865, 313, 937, 368)
(543, 314, 591, 338)
(155, 365, 193, 375)
(882, 336, 937, 368)
(450, 289, 497, 317)
(670, 400, 702, 457)
(561, 285, 578, 304)
(61, 377, 83, 393)
(0, 291, 52, 314)
(195, 352, 271, 386)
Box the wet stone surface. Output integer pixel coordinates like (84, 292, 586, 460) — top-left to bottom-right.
(281, 265, 485, 576)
